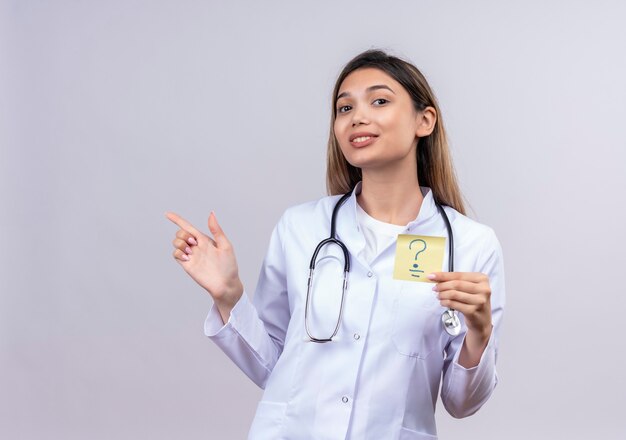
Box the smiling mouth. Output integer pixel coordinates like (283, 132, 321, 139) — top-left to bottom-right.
(350, 136, 378, 147)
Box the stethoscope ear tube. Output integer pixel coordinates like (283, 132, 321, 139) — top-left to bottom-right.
(435, 201, 462, 337)
(305, 192, 352, 342)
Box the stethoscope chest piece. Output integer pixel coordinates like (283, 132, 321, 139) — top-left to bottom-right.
(441, 309, 462, 336)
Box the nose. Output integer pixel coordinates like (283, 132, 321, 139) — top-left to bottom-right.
(351, 105, 369, 127)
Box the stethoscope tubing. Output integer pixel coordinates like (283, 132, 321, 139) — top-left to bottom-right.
(305, 190, 461, 342)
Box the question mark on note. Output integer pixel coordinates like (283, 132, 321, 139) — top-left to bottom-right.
(408, 239, 427, 278)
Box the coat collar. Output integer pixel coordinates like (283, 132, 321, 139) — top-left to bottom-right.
(334, 180, 439, 259)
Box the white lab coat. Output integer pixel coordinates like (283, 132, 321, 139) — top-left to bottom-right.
(205, 181, 505, 440)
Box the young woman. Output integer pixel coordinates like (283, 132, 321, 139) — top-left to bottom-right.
(166, 49, 505, 440)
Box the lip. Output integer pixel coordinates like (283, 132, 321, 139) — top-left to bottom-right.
(349, 132, 378, 142)
(349, 132, 379, 148)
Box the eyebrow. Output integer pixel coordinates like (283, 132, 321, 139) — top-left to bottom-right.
(336, 84, 396, 100)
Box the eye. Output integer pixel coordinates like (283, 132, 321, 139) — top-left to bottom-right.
(337, 98, 388, 114)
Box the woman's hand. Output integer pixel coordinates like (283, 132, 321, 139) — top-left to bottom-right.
(165, 211, 243, 312)
(428, 272, 493, 367)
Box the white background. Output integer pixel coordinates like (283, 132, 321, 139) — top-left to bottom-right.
(2, 0, 625, 438)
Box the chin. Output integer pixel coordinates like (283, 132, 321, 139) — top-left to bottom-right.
(341, 150, 375, 167)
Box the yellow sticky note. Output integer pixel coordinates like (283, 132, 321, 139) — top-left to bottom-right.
(393, 234, 446, 282)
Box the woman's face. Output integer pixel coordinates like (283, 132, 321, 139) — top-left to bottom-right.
(333, 67, 434, 172)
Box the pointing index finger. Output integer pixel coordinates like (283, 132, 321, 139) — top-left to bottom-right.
(165, 211, 202, 237)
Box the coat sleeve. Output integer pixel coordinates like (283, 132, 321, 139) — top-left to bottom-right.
(440, 226, 506, 418)
(203, 210, 291, 389)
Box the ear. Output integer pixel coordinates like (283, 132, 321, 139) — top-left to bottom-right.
(415, 106, 437, 137)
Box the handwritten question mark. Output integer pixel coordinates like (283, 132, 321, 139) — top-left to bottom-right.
(408, 239, 427, 277)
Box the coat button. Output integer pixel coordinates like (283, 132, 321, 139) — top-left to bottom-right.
(342, 396, 349, 403)
(353, 333, 360, 340)
(367, 272, 373, 277)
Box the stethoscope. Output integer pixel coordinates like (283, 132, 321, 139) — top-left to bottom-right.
(304, 190, 462, 343)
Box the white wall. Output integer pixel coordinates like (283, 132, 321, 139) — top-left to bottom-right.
(1, 0, 625, 438)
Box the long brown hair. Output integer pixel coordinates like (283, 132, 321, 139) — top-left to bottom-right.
(326, 49, 467, 215)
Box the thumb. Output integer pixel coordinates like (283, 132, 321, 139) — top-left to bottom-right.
(208, 211, 230, 248)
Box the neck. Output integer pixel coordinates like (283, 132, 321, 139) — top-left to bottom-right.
(356, 161, 424, 226)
